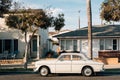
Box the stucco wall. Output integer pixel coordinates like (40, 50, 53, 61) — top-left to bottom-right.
(81, 39, 99, 58)
(118, 38, 120, 50)
(39, 28, 49, 57)
(0, 29, 26, 58)
(92, 39, 99, 58)
(0, 17, 32, 58)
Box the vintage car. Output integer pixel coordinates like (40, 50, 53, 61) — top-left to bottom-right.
(34, 53, 104, 77)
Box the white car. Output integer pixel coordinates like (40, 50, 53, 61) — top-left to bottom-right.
(34, 53, 104, 77)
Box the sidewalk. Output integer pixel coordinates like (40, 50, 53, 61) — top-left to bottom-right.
(104, 63, 120, 69)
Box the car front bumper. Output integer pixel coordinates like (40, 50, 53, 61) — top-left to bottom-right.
(33, 67, 39, 72)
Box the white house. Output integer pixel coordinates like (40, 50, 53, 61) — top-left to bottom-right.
(0, 17, 49, 60)
(54, 25, 120, 59)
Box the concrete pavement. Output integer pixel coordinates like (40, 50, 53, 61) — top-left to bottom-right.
(104, 63, 120, 69)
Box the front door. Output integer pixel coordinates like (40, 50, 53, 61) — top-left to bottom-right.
(31, 36, 37, 58)
(55, 55, 71, 73)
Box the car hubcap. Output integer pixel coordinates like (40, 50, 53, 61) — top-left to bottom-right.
(84, 68, 92, 76)
(41, 68, 48, 76)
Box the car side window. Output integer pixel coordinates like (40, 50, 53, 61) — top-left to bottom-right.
(72, 55, 83, 61)
(59, 55, 71, 61)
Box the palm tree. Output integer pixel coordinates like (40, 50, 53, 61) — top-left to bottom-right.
(87, 0, 93, 59)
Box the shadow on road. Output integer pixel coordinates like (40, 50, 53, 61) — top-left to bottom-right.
(0, 71, 120, 77)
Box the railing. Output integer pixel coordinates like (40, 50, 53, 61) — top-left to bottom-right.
(99, 50, 120, 62)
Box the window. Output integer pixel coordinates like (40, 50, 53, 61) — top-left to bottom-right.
(0, 39, 18, 54)
(61, 40, 65, 50)
(73, 40, 77, 51)
(66, 40, 72, 50)
(59, 55, 71, 61)
(60, 39, 78, 51)
(100, 39, 104, 50)
(113, 39, 117, 50)
(72, 55, 82, 61)
(14, 39, 18, 51)
(105, 39, 112, 50)
(0, 40, 2, 53)
(4, 40, 12, 53)
(100, 39, 118, 50)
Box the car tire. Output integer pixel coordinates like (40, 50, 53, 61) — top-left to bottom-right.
(39, 67, 49, 77)
(82, 67, 93, 77)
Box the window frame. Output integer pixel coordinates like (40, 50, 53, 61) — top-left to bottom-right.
(100, 38, 118, 50)
(60, 39, 78, 51)
(0, 39, 18, 54)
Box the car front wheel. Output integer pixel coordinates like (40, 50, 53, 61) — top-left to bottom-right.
(39, 67, 49, 77)
(82, 67, 93, 77)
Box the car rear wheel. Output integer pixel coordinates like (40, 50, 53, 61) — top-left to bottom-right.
(39, 67, 49, 77)
(82, 67, 93, 77)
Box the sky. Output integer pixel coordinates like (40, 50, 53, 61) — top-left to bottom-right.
(13, 0, 105, 31)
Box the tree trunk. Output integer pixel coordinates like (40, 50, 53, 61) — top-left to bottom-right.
(24, 43, 28, 69)
(87, 0, 93, 59)
(23, 31, 28, 69)
(23, 29, 38, 69)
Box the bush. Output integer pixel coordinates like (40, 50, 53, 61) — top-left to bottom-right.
(45, 50, 58, 58)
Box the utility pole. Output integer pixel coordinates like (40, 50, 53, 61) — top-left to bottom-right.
(87, 0, 93, 59)
(78, 10, 80, 29)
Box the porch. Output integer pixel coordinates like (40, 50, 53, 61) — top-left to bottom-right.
(0, 51, 19, 59)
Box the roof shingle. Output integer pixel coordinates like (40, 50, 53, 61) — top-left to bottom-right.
(54, 25, 120, 38)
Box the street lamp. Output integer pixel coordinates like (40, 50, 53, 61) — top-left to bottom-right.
(78, 10, 80, 29)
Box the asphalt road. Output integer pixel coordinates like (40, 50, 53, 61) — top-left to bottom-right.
(0, 72, 120, 80)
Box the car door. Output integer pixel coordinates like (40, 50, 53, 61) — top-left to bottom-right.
(72, 55, 85, 73)
(55, 55, 72, 73)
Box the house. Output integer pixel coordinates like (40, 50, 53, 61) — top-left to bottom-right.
(54, 25, 120, 64)
(0, 17, 49, 60)
(48, 30, 72, 54)
(49, 29, 72, 36)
